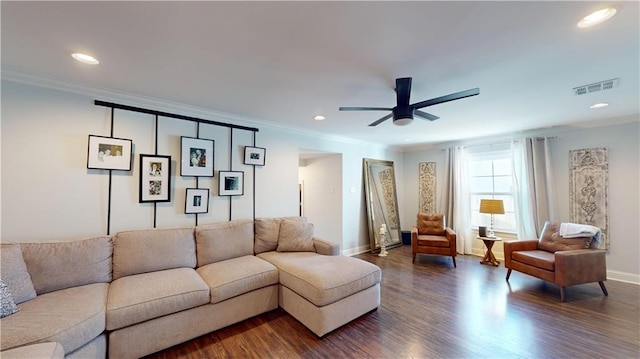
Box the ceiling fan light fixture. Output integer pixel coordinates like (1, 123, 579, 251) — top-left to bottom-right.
(393, 117, 413, 126)
(577, 7, 617, 28)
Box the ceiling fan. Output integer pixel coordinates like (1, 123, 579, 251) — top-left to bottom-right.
(339, 77, 480, 127)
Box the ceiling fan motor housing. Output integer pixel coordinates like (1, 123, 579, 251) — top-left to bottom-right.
(392, 107, 414, 126)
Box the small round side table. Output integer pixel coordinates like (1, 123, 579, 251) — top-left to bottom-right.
(477, 236, 502, 266)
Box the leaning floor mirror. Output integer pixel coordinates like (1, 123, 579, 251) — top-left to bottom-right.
(363, 158, 402, 253)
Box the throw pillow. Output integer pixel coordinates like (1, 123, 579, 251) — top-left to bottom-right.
(277, 220, 315, 252)
(0, 279, 20, 318)
(255, 217, 308, 254)
(0, 244, 37, 304)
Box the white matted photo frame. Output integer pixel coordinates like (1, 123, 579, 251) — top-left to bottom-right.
(185, 188, 209, 214)
(87, 135, 133, 171)
(243, 146, 266, 166)
(218, 171, 244, 196)
(139, 154, 172, 203)
(180, 136, 214, 177)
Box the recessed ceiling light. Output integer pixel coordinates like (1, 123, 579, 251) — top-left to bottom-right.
(590, 103, 609, 109)
(313, 115, 326, 121)
(71, 53, 99, 65)
(577, 7, 617, 28)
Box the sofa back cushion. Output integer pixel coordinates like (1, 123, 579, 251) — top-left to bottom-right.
(277, 219, 315, 252)
(417, 213, 445, 236)
(196, 219, 254, 266)
(538, 222, 591, 253)
(0, 244, 36, 303)
(20, 236, 112, 295)
(254, 216, 307, 254)
(113, 228, 195, 280)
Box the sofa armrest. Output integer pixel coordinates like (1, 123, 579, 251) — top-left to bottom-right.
(555, 249, 607, 286)
(313, 237, 340, 256)
(504, 239, 539, 268)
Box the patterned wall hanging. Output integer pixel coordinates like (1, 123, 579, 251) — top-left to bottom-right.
(569, 147, 609, 250)
(379, 168, 399, 229)
(418, 162, 436, 214)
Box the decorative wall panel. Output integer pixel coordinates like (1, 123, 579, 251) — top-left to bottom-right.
(418, 162, 436, 214)
(379, 168, 399, 229)
(569, 147, 609, 250)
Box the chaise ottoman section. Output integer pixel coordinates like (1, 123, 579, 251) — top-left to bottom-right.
(257, 251, 381, 336)
(106, 268, 210, 331)
(197, 255, 278, 304)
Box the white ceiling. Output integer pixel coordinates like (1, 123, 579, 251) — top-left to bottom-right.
(2, 1, 638, 149)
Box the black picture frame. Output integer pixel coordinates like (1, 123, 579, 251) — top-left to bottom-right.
(87, 135, 133, 171)
(243, 146, 266, 166)
(180, 136, 215, 177)
(139, 154, 172, 203)
(185, 188, 209, 214)
(218, 171, 244, 196)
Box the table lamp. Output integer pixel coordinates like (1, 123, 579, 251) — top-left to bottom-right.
(479, 199, 504, 238)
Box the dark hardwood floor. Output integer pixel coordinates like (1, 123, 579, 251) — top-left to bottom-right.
(145, 245, 640, 358)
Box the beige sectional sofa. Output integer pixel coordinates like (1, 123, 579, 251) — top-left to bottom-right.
(1, 217, 381, 358)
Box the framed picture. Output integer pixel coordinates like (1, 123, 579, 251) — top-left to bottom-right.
(218, 171, 244, 196)
(244, 146, 266, 166)
(87, 135, 133, 171)
(180, 136, 214, 177)
(185, 188, 209, 214)
(139, 154, 172, 203)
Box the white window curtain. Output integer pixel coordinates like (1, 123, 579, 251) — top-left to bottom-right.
(511, 137, 557, 239)
(441, 146, 473, 254)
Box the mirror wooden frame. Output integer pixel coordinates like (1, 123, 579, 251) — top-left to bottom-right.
(363, 158, 402, 253)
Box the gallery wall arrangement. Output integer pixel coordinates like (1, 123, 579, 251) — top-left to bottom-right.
(88, 100, 266, 234)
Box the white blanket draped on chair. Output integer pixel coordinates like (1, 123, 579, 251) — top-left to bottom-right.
(559, 222, 603, 249)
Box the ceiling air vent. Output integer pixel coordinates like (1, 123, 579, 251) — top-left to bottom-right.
(573, 78, 619, 96)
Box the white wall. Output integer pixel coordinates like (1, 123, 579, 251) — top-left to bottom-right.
(1, 79, 402, 254)
(401, 120, 640, 282)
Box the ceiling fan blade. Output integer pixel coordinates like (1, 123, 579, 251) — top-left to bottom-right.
(411, 88, 480, 109)
(414, 110, 440, 121)
(339, 106, 393, 111)
(395, 77, 412, 107)
(368, 113, 393, 127)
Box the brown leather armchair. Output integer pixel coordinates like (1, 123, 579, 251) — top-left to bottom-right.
(411, 213, 457, 267)
(504, 221, 608, 301)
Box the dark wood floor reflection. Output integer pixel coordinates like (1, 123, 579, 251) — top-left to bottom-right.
(145, 245, 639, 359)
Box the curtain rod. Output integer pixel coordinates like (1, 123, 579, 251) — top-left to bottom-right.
(94, 100, 259, 133)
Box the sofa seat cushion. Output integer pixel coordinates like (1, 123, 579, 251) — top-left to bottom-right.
(512, 250, 555, 271)
(106, 268, 209, 331)
(0, 342, 64, 359)
(197, 255, 278, 304)
(257, 252, 381, 307)
(416, 234, 450, 247)
(0, 283, 108, 354)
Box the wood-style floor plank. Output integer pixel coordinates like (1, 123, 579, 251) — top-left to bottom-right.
(144, 245, 639, 358)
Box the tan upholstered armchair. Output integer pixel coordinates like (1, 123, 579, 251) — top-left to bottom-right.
(411, 213, 457, 267)
(504, 221, 608, 301)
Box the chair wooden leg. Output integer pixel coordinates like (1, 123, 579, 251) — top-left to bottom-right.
(560, 287, 566, 302)
(452, 256, 457, 268)
(412, 253, 416, 263)
(599, 281, 609, 296)
(506, 269, 512, 281)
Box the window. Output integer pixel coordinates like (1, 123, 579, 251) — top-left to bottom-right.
(467, 147, 517, 233)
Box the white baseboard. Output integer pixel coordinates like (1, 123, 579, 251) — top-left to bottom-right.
(343, 245, 372, 256)
(607, 270, 640, 284)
